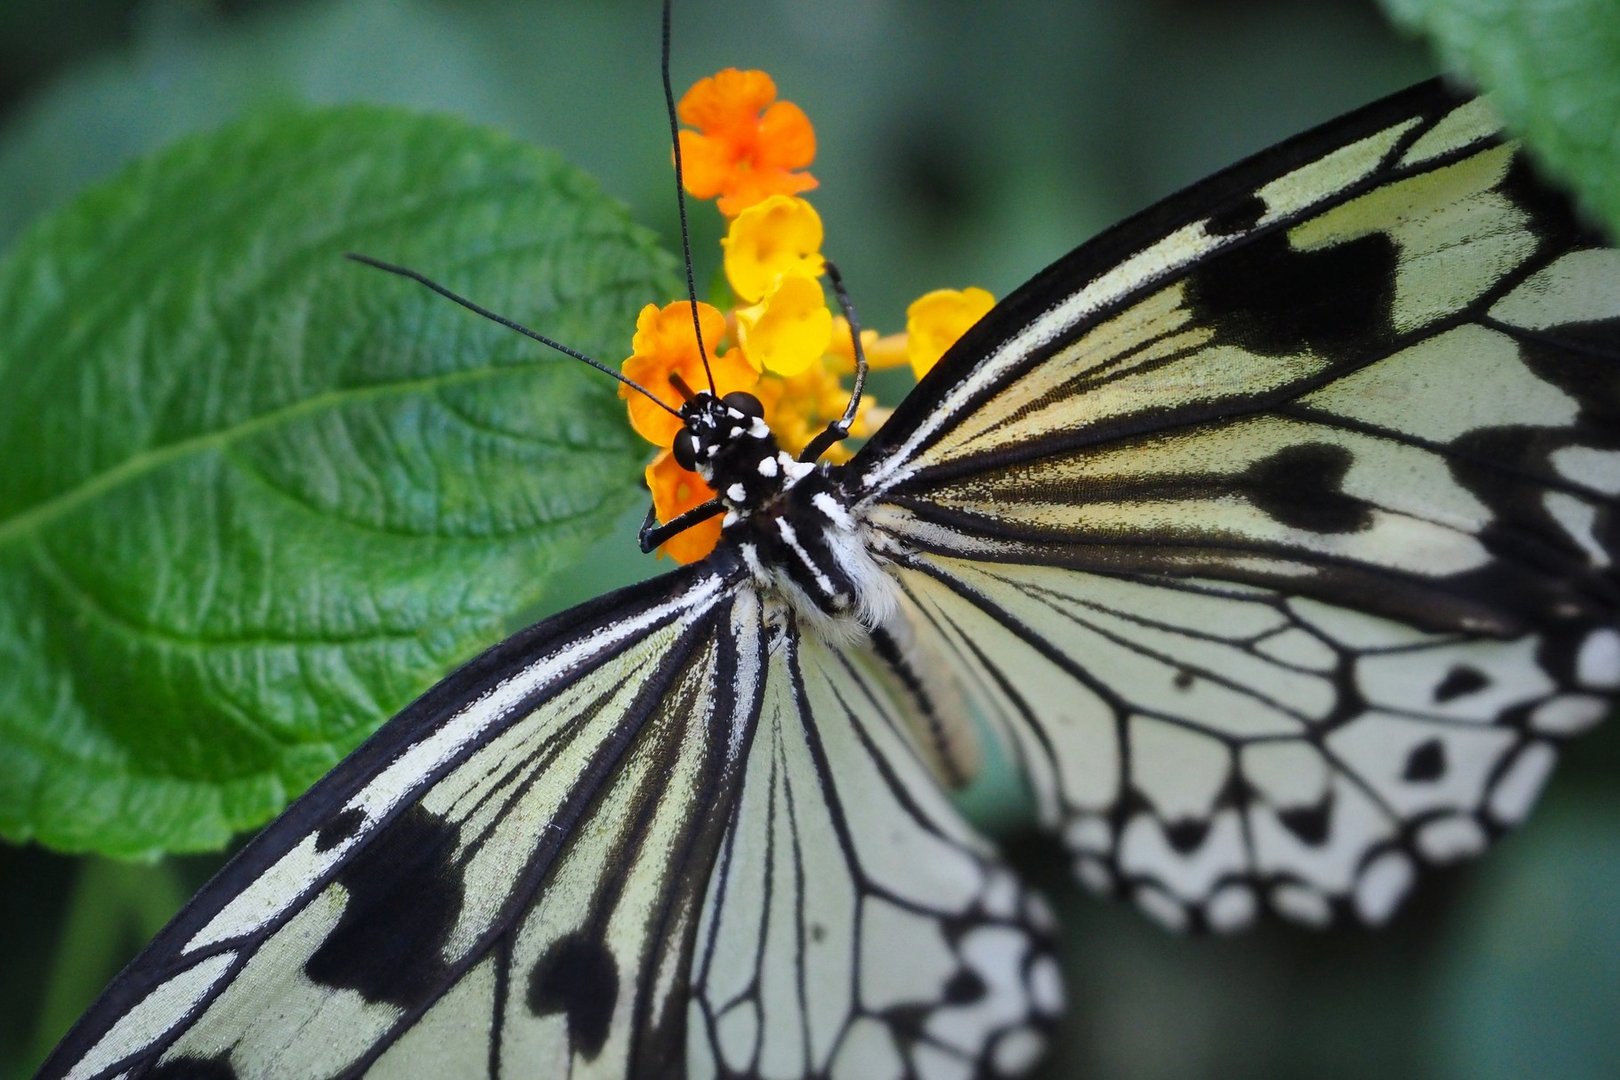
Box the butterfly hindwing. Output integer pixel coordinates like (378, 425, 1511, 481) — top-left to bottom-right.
(853, 81, 1619, 929)
(689, 613, 1061, 1078)
(890, 557, 1611, 930)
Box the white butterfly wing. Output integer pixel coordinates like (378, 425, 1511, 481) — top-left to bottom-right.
(42, 566, 745, 1078)
(689, 612, 1061, 1078)
(852, 82, 1619, 930)
(42, 558, 1059, 1079)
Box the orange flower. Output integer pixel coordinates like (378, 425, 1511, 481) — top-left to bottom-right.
(620, 301, 759, 448)
(645, 449, 723, 563)
(677, 68, 817, 216)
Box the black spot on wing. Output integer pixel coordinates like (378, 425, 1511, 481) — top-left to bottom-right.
(147, 1056, 239, 1079)
(1500, 152, 1599, 251)
(528, 932, 619, 1060)
(1186, 228, 1397, 356)
(1434, 665, 1489, 702)
(1278, 801, 1332, 846)
(315, 807, 366, 852)
(1444, 430, 1620, 623)
(304, 806, 462, 1008)
(944, 968, 988, 1005)
(1246, 443, 1372, 533)
(1165, 818, 1211, 854)
(1206, 193, 1266, 237)
(1402, 739, 1447, 783)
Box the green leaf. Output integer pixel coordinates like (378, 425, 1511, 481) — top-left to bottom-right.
(1378, 0, 1620, 237)
(0, 106, 675, 859)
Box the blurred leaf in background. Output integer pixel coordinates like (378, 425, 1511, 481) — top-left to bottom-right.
(0, 1, 1616, 1078)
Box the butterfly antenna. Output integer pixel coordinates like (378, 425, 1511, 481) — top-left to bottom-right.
(345, 253, 681, 418)
(799, 260, 869, 463)
(661, 0, 716, 395)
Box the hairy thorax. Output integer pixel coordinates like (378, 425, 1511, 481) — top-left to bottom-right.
(725, 465, 899, 644)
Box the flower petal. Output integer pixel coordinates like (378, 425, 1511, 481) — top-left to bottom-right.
(906, 286, 995, 378)
(645, 450, 722, 563)
(723, 195, 826, 303)
(736, 273, 833, 377)
(620, 301, 757, 447)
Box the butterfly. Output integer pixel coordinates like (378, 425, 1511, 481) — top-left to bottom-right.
(36, 46, 1620, 1080)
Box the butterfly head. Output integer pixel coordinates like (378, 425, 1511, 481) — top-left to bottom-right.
(671, 388, 808, 510)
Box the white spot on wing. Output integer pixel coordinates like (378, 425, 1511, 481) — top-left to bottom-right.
(1488, 742, 1556, 823)
(1399, 97, 1498, 166)
(993, 1028, 1048, 1075)
(1577, 628, 1620, 689)
(1271, 884, 1332, 927)
(1030, 956, 1065, 1015)
(924, 925, 1042, 1056)
(1354, 849, 1414, 924)
(716, 1001, 760, 1071)
(1530, 694, 1608, 735)
(829, 1019, 904, 1080)
(1490, 249, 1620, 329)
(1063, 815, 1112, 854)
(1416, 815, 1487, 861)
(1075, 857, 1113, 895)
(1134, 884, 1189, 932)
(1205, 884, 1258, 932)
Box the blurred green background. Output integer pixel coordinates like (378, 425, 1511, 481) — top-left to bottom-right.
(1, 0, 1616, 1077)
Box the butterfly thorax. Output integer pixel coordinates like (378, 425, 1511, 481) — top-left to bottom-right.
(676, 391, 898, 640)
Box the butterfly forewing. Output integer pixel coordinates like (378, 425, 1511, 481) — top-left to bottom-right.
(44, 566, 747, 1078)
(854, 81, 1618, 930)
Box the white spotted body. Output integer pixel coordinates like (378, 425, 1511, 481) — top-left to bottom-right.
(679, 391, 899, 644)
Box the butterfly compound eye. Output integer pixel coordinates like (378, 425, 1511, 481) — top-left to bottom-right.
(672, 430, 699, 471)
(722, 391, 765, 419)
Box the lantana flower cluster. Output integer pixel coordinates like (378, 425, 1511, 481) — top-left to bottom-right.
(622, 67, 995, 563)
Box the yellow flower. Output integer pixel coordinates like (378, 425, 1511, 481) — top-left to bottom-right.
(677, 68, 818, 217)
(644, 449, 722, 564)
(735, 272, 833, 377)
(723, 195, 826, 303)
(619, 301, 759, 448)
(905, 286, 995, 378)
(827, 316, 909, 373)
(754, 355, 882, 463)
